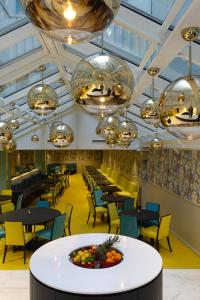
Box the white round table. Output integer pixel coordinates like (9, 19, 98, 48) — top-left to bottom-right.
(30, 233, 163, 300)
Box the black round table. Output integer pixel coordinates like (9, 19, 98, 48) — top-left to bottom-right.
(0, 207, 60, 225)
(101, 185, 121, 193)
(0, 195, 12, 201)
(101, 194, 131, 203)
(121, 209, 159, 222)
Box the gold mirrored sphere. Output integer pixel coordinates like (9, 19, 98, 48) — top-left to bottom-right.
(117, 120, 138, 143)
(27, 84, 59, 116)
(140, 98, 160, 126)
(8, 119, 20, 130)
(2, 139, 17, 153)
(0, 122, 13, 144)
(49, 121, 74, 148)
(159, 75, 200, 140)
(21, 0, 120, 44)
(101, 116, 120, 136)
(71, 53, 134, 117)
(150, 137, 163, 150)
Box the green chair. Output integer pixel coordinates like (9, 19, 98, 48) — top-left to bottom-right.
(141, 202, 160, 227)
(36, 200, 50, 208)
(120, 215, 140, 238)
(122, 198, 134, 211)
(35, 214, 66, 241)
(15, 194, 23, 210)
(87, 195, 107, 227)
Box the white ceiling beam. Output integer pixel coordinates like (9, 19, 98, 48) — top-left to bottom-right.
(132, 0, 200, 102)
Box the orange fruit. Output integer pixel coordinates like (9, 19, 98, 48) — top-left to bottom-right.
(106, 258, 112, 263)
(115, 253, 122, 261)
(106, 252, 112, 258)
(111, 250, 116, 255)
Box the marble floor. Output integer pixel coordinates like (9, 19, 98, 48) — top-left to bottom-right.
(0, 269, 199, 300)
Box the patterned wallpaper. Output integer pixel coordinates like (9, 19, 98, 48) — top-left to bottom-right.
(102, 149, 200, 207)
(146, 149, 200, 206)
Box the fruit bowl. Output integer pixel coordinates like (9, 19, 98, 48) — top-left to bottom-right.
(69, 236, 123, 269)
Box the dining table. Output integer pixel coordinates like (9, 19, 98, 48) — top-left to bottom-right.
(101, 185, 121, 194)
(0, 207, 60, 227)
(101, 194, 132, 203)
(120, 209, 159, 222)
(93, 180, 112, 186)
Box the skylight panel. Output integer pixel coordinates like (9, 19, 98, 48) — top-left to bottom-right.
(0, 0, 27, 36)
(122, 0, 176, 24)
(0, 36, 42, 68)
(3, 63, 58, 98)
(161, 57, 200, 81)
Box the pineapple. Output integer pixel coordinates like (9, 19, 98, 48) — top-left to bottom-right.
(95, 235, 119, 261)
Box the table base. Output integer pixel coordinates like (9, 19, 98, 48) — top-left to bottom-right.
(30, 270, 162, 300)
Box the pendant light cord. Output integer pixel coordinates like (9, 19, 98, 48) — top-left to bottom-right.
(189, 40, 192, 79)
(101, 33, 104, 55)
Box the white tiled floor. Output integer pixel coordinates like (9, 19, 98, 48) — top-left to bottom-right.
(0, 269, 199, 300)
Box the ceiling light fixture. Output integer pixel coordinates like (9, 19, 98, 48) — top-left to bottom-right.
(159, 26, 200, 140)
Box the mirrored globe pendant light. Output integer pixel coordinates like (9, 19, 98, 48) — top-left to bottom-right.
(106, 133, 118, 148)
(27, 65, 59, 116)
(140, 67, 160, 126)
(100, 115, 120, 137)
(2, 139, 17, 153)
(8, 107, 20, 131)
(0, 121, 13, 144)
(48, 119, 74, 148)
(20, 0, 120, 45)
(150, 125, 163, 150)
(31, 128, 40, 143)
(95, 119, 103, 135)
(159, 27, 200, 140)
(71, 34, 134, 117)
(117, 108, 138, 148)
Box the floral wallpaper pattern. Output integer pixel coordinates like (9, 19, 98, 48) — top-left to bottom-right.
(146, 149, 200, 206)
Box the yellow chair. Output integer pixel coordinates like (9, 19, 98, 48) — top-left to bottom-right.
(41, 183, 58, 206)
(87, 195, 107, 227)
(140, 214, 172, 252)
(0, 190, 12, 196)
(107, 203, 120, 234)
(64, 203, 73, 235)
(3, 221, 34, 264)
(1, 203, 15, 214)
(0, 190, 12, 205)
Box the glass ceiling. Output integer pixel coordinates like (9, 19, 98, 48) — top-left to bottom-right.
(0, 36, 42, 68)
(122, 0, 176, 23)
(2, 62, 58, 98)
(0, 0, 199, 139)
(161, 57, 200, 81)
(0, 0, 27, 36)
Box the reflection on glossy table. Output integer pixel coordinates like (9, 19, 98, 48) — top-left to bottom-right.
(0, 207, 60, 225)
(0, 195, 12, 201)
(101, 194, 131, 203)
(121, 209, 159, 221)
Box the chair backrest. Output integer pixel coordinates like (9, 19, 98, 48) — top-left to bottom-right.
(122, 198, 134, 211)
(158, 214, 172, 240)
(108, 203, 119, 221)
(51, 214, 66, 240)
(0, 190, 12, 196)
(1, 203, 15, 214)
(120, 215, 138, 238)
(16, 194, 23, 210)
(146, 202, 160, 213)
(94, 190, 103, 206)
(64, 203, 73, 226)
(87, 195, 95, 215)
(36, 200, 50, 208)
(5, 221, 24, 245)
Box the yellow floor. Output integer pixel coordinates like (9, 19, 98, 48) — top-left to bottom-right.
(0, 173, 199, 269)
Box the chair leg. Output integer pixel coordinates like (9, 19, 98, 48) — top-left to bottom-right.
(156, 240, 160, 252)
(167, 236, 172, 252)
(108, 224, 111, 233)
(150, 238, 154, 246)
(116, 227, 118, 234)
(2, 245, 7, 263)
(68, 224, 71, 236)
(93, 213, 96, 228)
(87, 212, 90, 224)
(24, 246, 26, 264)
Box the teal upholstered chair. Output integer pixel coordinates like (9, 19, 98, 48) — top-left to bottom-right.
(35, 214, 65, 241)
(36, 200, 50, 208)
(93, 190, 107, 207)
(120, 215, 140, 238)
(15, 194, 23, 210)
(0, 227, 5, 239)
(142, 202, 160, 227)
(122, 198, 134, 211)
